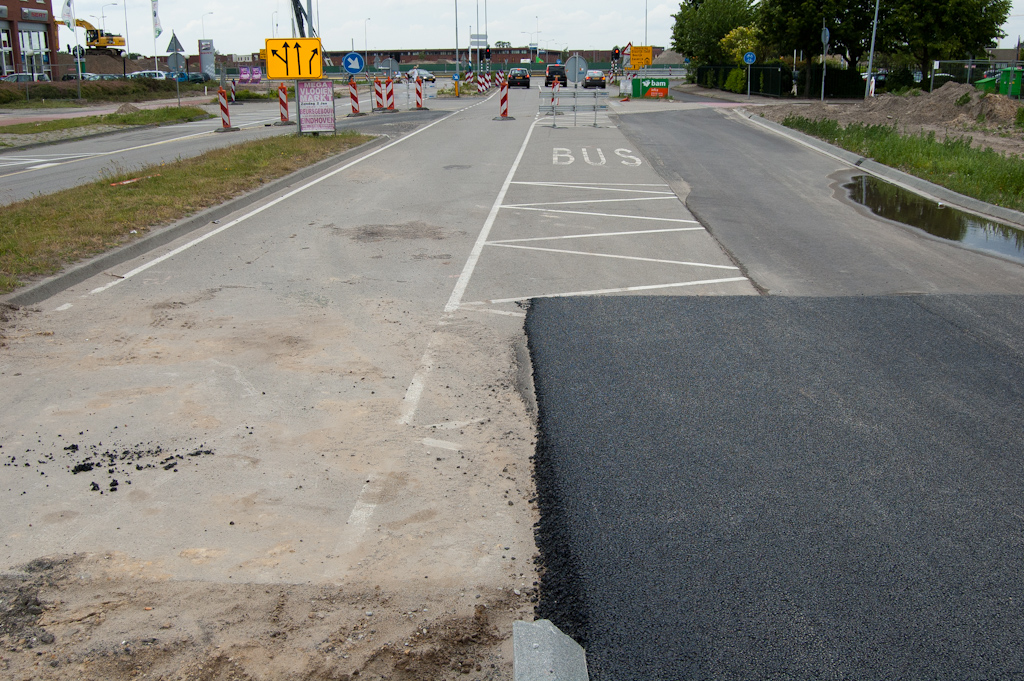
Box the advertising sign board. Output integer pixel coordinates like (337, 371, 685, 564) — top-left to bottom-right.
(296, 80, 335, 133)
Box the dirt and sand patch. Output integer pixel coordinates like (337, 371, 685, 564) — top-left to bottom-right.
(755, 81, 1024, 159)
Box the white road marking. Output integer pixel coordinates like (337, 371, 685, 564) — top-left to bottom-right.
(488, 243, 740, 270)
(513, 182, 669, 187)
(54, 303, 73, 311)
(510, 182, 674, 195)
(0, 117, 279, 177)
(89, 105, 475, 296)
(488, 227, 704, 244)
(501, 206, 700, 223)
(444, 118, 540, 314)
(504, 196, 678, 208)
(462, 277, 750, 304)
(339, 481, 376, 548)
(422, 438, 464, 451)
(399, 344, 436, 426)
(461, 306, 527, 317)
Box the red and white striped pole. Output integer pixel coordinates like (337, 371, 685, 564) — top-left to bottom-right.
(492, 77, 514, 121)
(385, 77, 395, 111)
(373, 78, 384, 110)
(551, 80, 560, 107)
(278, 83, 288, 121)
(415, 77, 424, 109)
(349, 77, 360, 115)
(215, 87, 238, 132)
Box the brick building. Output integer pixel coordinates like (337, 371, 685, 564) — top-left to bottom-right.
(0, 0, 58, 77)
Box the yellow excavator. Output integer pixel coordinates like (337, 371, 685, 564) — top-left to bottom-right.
(74, 19, 126, 56)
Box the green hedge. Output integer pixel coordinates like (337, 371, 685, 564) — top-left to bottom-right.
(0, 77, 197, 104)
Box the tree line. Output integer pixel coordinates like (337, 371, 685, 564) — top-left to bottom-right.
(672, 0, 1011, 95)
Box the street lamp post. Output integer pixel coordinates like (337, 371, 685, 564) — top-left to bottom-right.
(101, 3, 117, 31)
(122, 0, 130, 58)
(364, 18, 370, 64)
(201, 12, 213, 40)
(271, 11, 277, 38)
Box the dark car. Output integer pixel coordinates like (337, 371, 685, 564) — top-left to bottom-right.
(507, 67, 530, 88)
(188, 72, 211, 83)
(583, 69, 606, 88)
(545, 64, 567, 87)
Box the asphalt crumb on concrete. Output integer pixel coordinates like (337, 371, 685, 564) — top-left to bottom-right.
(526, 294, 1024, 681)
(3, 429, 214, 496)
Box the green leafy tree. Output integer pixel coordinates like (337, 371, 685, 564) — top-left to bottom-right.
(672, 0, 755, 65)
(720, 26, 759, 64)
(889, 0, 1010, 77)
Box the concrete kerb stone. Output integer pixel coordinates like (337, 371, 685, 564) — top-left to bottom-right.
(2, 134, 390, 307)
(739, 110, 1024, 230)
(513, 620, 589, 681)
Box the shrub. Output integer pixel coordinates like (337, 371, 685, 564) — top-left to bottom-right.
(724, 68, 746, 93)
(1016, 107, 1024, 128)
(955, 92, 972, 106)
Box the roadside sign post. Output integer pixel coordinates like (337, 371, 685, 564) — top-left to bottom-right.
(743, 51, 756, 97)
(565, 55, 588, 127)
(821, 26, 829, 102)
(167, 32, 185, 107)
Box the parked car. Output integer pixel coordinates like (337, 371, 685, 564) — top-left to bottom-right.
(406, 68, 436, 82)
(61, 72, 100, 81)
(98, 73, 122, 80)
(507, 67, 530, 88)
(583, 69, 606, 88)
(2, 72, 51, 82)
(544, 63, 567, 87)
(188, 72, 211, 83)
(128, 70, 167, 80)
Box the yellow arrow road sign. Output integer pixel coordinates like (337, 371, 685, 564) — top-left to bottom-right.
(265, 38, 323, 79)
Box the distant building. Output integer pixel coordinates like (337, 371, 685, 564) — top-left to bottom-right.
(0, 0, 58, 77)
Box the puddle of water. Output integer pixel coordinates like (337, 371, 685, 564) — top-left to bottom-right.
(844, 174, 1024, 264)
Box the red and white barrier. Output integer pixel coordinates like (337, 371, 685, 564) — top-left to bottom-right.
(229, 79, 237, 103)
(550, 80, 561, 107)
(278, 83, 288, 121)
(486, 72, 492, 89)
(215, 87, 238, 132)
(385, 77, 395, 110)
(349, 77, 360, 114)
(499, 79, 508, 117)
(477, 73, 484, 91)
(415, 77, 424, 109)
(373, 78, 384, 110)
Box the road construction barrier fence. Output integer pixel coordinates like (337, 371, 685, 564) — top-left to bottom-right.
(385, 78, 395, 110)
(415, 77, 424, 109)
(373, 78, 384, 110)
(538, 89, 609, 127)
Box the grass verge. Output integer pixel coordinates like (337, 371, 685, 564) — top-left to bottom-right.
(0, 106, 212, 134)
(0, 130, 372, 294)
(781, 115, 1024, 212)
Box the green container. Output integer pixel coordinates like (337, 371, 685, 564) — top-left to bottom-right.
(999, 68, 1022, 97)
(974, 76, 998, 94)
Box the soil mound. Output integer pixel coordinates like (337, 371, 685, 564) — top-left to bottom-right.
(115, 103, 140, 115)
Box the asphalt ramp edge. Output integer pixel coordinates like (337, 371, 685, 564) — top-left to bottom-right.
(525, 299, 591, 646)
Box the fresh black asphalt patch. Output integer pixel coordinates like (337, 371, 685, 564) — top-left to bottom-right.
(527, 295, 1024, 680)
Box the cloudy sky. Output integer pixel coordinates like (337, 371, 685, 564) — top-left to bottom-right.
(55, 0, 1024, 60)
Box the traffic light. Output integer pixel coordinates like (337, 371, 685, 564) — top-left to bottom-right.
(612, 47, 620, 61)
(485, 46, 491, 61)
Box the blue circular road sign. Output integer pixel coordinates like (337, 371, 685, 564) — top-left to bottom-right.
(743, 51, 756, 65)
(343, 52, 365, 74)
